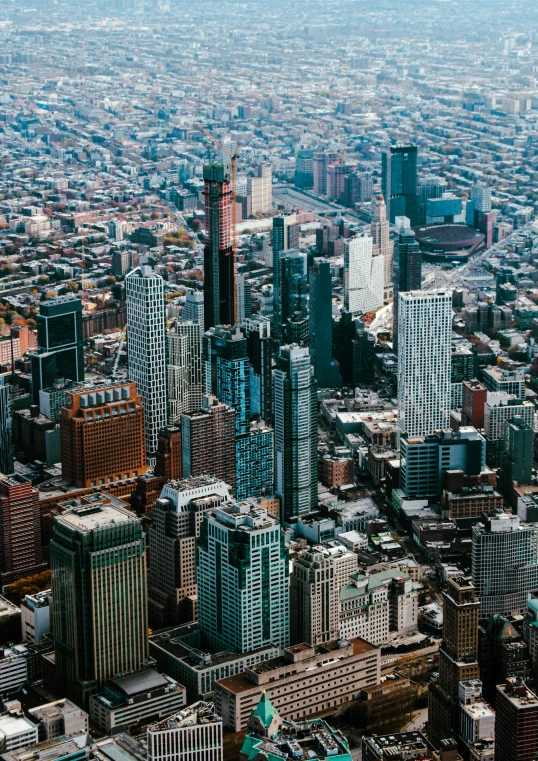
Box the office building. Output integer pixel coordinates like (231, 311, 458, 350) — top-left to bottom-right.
(181, 396, 236, 493)
(495, 677, 538, 761)
(0, 379, 13, 476)
(381, 145, 419, 225)
(397, 290, 452, 439)
(392, 227, 422, 352)
(90, 670, 186, 734)
(363, 733, 437, 761)
(60, 381, 146, 488)
(147, 701, 223, 761)
(309, 258, 342, 388)
(271, 214, 300, 339)
(483, 366, 525, 399)
(181, 289, 204, 329)
(241, 316, 273, 426)
(0, 475, 45, 586)
(203, 163, 235, 330)
(429, 577, 480, 748)
(126, 266, 167, 461)
(0, 646, 29, 695)
(154, 426, 182, 482)
(371, 194, 394, 300)
(344, 235, 384, 317)
(197, 502, 289, 654)
(21, 590, 51, 644)
(418, 175, 447, 224)
(203, 325, 250, 436)
(0, 713, 38, 754)
(290, 549, 339, 647)
(273, 345, 318, 523)
(294, 150, 314, 190)
(472, 514, 538, 619)
(28, 698, 88, 740)
(400, 428, 486, 499)
(148, 475, 232, 628)
(215, 637, 380, 732)
(30, 296, 84, 403)
(49, 502, 149, 707)
(235, 421, 274, 501)
(240, 694, 351, 761)
(39, 380, 69, 422)
(501, 416, 533, 493)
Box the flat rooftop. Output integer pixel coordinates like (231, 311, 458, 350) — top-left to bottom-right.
(56, 503, 137, 532)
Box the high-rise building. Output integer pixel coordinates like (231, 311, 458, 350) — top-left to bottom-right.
(60, 380, 146, 488)
(108, 219, 123, 242)
(290, 549, 339, 646)
(203, 325, 250, 437)
(235, 421, 274, 502)
(392, 227, 422, 352)
(326, 164, 350, 202)
(381, 145, 419, 225)
(472, 514, 538, 619)
(167, 321, 202, 423)
(181, 289, 204, 329)
(241, 316, 273, 426)
(397, 290, 452, 439)
(272, 214, 300, 340)
(371, 194, 394, 300)
(111, 249, 137, 277)
(154, 425, 182, 482)
(344, 235, 384, 317)
(197, 501, 289, 653)
(313, 151, 340, 196)
(49, 502, 149, 707)
(495, 677, 538, 761)
(31, 296, 84, 403)
(462, 381, 487, 429)
(236, 274, 252, 324)
(471, 182, 492, 214)
(484, 393, 535, 468)
(309, 258, 342, 388)
(274, 345, 318, 523)
(147, 701, 223, 761)
(294, 150, 314, 190)
(0, 475, 45, 586)
(248, 163, 272, 213)
(0, 379, 13, 476)
(418, 176, 447, 224)
(203, 163, 235, 330)
(148, 475, 232, 628)
(429, 577, 480, 748)
(126, 266, 167, 461)
(500, 416, 533, 493)
(181, 396, 236, 493)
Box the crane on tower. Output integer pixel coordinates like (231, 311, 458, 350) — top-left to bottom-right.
(194, 123, 240, 325)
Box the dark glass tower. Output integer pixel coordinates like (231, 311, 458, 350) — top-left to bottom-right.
(392, 227, 422, 352)
(271, 214, 300, 341)
(381, 145, 419, 225)
(31, 296, 84, 403)
(308, 258, 342, 388)
(203, 325, 250, 436)
(203, 163, 235, 331)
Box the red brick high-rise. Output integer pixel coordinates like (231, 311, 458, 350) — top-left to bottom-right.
(496, 677, 538, 761)
(181, 395, 235, 492)
(155, 426, 182, 482)
(462, 380, 487, 429)
(0, 475, 46, 585)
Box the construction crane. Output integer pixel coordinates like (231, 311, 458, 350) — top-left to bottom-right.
(194, 122, 240, 325)
(110, 323, 127, 377)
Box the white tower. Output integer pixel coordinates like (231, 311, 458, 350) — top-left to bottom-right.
(344, 235, 384, 316)
(126, 266, 167, 462)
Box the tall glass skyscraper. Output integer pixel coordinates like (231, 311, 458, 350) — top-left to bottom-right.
(203, 325, 250, 437)
(381, 145, 419, 225)
(309, 258, 342, 388)
(197, 501, 289, 653)
(392, 227, 422, 352)
(50, 502, 149, 708)
(274, 345, 318, 523)
(126, 266, 167, 461)
(30, 296, 84, 403)
(0, 379, 13, 476)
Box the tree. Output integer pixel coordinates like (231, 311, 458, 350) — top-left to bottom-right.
(10, 569, 51, 599)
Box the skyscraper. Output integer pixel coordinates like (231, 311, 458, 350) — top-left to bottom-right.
(235, 420, 274, 501)
(203, 325, 250, 437)
(0, 379, 13, 476)
(203, 163, 235, 330)
(381, 145, 419, 225)
(392, 227, 422, 352)
(313, 151, 340, 196)
(167, 321, 202, 422)
(181, 289, 204, 329)
(148, 475, 232, 628)
(428, 577, 480, 748)
(309, 258, 342, 388)
(495, 677, 538, 761)
(197, 501, 289, 653)
(500, 416, 533, 494)
(343, 236, 384, 317)
(241, 316, 273, 426)
(60, 380, 147, 488)
(371, 194, 394, 300)
(0, 475, 45, 587)
(274, 345, 318, 523)
(154, 425, 182, 482)
(181, 395, 236, 492)
(50, 502, 149, 707)
(294, 150, 314, 190)
(470, 182, 492, 214)
(126, 266, 167, 461)
(31, 296, 84, 403)
(397, 290, 452, 439)
(290, 549, 339, 646)
(247, 163, 272, 214)
(271, 214, 300, 340)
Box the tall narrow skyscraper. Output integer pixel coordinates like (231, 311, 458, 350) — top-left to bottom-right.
(0, 379, 13, 476)
(0, 475, 45, 586)
(397, 290, 451, 439)
(381, 145, 419, 225)
(181, 289, 204, 329)
(126, 266, 167, 461)
(167, 321, 203, 422)
(271, 214, 300, 340)
(181, 395, 236, 492)
(371, 194, 394, 300)
(392, 227, 422, 352)
(309, 258, 342, 388)
(241, 316, 273, 426)
(274, 345, 318, 523)
(344, 236, 384, 317)
(203, 164, 235, 330)
(50, 502, 149, 707)
(203, 325, 250, 436)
